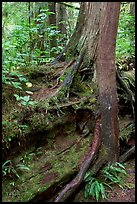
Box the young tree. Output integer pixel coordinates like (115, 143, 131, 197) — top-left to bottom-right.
(48, 2, 57, 57)
(56, 3, 67, 36)
(35, 2, 46, 57)
(56, 3, 67, 47)
(53, 2, 121, 202)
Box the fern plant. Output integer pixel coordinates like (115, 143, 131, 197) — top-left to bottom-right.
(2, 159, 30, 180)
(102, 162, 127, 188)
(84, 175, 107, 201)
(84, 162, 127, 201)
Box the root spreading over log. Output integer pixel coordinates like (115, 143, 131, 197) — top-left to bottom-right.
(54, 115, 101, 202)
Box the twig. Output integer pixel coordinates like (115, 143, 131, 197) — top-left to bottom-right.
(119, 145, 135, 163)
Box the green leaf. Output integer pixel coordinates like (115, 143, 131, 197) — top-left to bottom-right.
(89, 181, 96, 197)
(20, 101, 27, 106)
(2, 160, 11, 167)
(84, 172, 90, 180)
(12, 82, 22, 89)
(100, 183, 106, 199)
(8, 137, 12, 141)
(3, 171, 7, 176)
(37, 152, 43, 155)
(95, 186, 99, 201)
(60, 76, 65, 82)
(2, 121, 8, 125)
(28, 101, 35, 105)
(14, 94, 22, 101)
(22, 96, 30, 102)
(8, 168, 11, 174)
(113, 167, 127, 175)
(37, 147, 42, 151)
(18, 77, 28, 82)
(95, 180, 100, 191)
(84, 189, 88, 199)
(16, 164, 30, 171)
(115, 162, 126, 169)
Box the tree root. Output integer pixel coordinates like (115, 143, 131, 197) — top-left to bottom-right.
(38, 50, 86, 104)
(54, 115, 101, 202)
(60, 48, 86, 98)
(51, 60, 75, 90)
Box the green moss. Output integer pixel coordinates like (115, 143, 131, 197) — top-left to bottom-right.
(99, 145, 109, 159)
(2, 132, 90, 202)
(2, 115, 30, 150)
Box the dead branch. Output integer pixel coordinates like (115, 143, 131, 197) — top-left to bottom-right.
(119, 145, 135, 163)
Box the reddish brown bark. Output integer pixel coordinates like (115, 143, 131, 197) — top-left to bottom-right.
(54, 115, 101, 202)
(96, 2, 120, 162)
(52, 2, 121, 202)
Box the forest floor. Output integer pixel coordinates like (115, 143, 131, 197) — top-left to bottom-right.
(2, 111, 135, 202)
(72, 158, 135, 202)
(2, 61, 135, 202)
(106, 158, 135, 202)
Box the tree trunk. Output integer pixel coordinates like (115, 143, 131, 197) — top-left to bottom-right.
(52, 2, 121, 202)
(96, 2, 120, 163)
(48, 2, 57, 58)
(35, 2, 45, 57)
(55, 3, 67, 62)
(28, 2, 32, 64)
(56, 3, 67, 37)
(52, 2, 101, 65)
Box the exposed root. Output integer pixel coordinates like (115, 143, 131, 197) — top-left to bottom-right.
(60, 48, 86, 98)
(51, 60, 75, 90)
(54, 115, 101, 202)
(38, 50, 86, 104)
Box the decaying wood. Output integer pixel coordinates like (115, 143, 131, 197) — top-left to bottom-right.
(119, 145, 135, 163)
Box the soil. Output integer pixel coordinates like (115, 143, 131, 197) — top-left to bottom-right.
(106, 158, 135, 202)
(72, 158, 135, 202)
